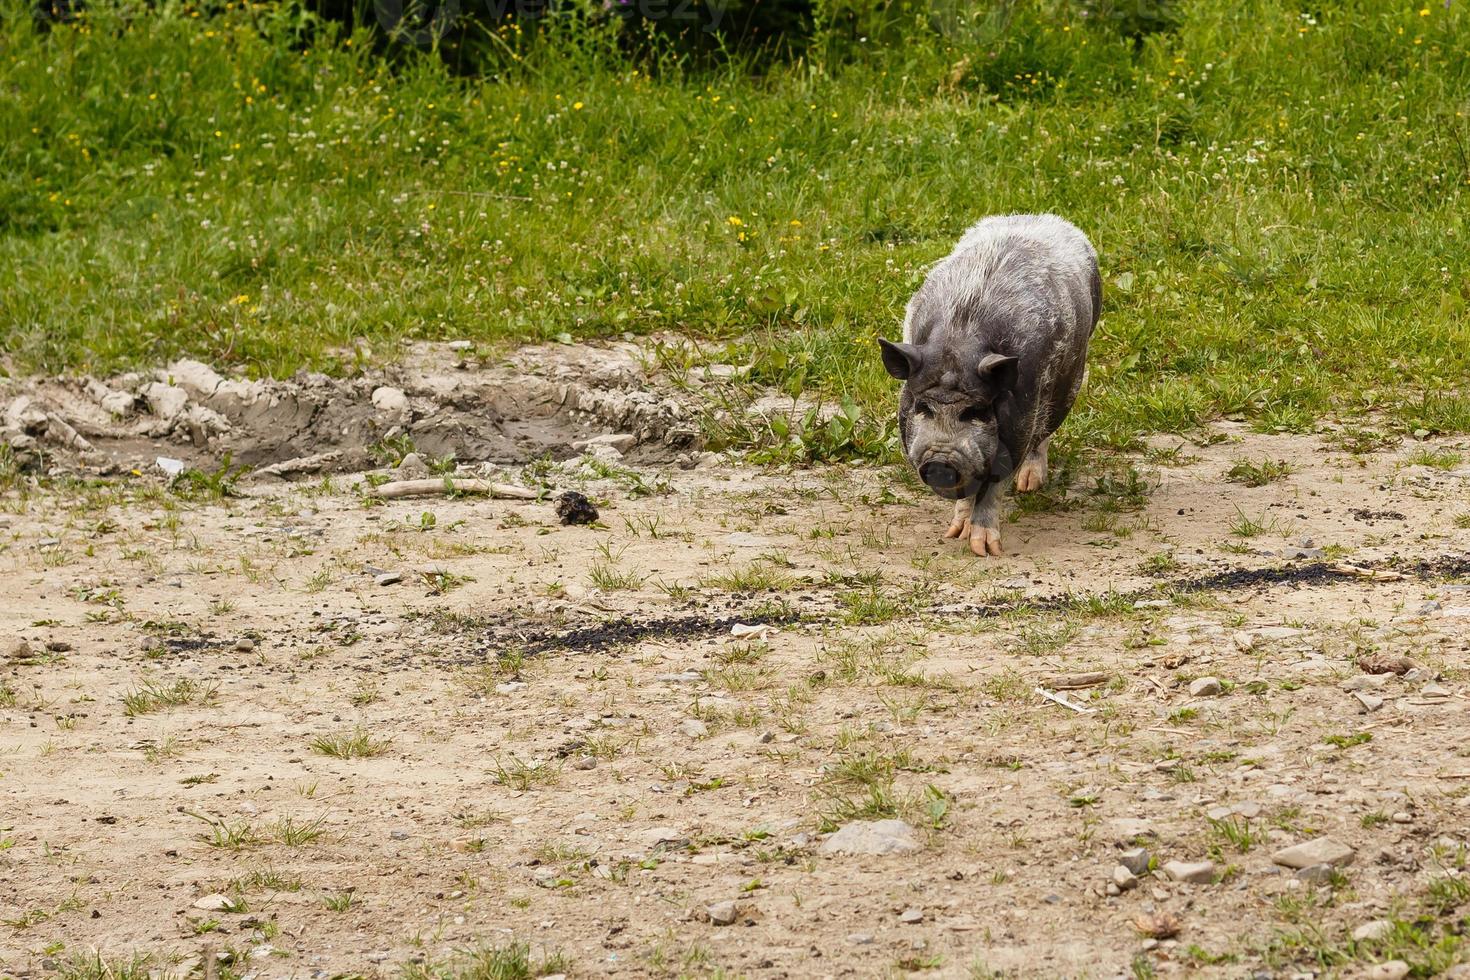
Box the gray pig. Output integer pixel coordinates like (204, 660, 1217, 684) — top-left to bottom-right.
(878, 214, 1100, 556)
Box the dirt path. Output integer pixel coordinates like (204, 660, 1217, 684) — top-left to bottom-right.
(3, 424, 1470, 979)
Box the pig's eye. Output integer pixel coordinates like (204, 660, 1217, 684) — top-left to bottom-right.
(959, 405, 989, 424)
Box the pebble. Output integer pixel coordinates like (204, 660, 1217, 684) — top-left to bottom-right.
(573, 433, 638, 454)
(818, 819, 922, 857)
(233, 638, 255, 653)
(374, 572, 402, 587)
(1118, 847, 1151, 876)
(1352, 919, 1393, 942)
(1272, 837, 1355, 869)
(494, 681, 527, 695)
(847, 933, 874, 945)
(1112, 866, 1139, 891)
(678, 719, 709, 739)
(898, 907, 924, 924)
(1189, 676, 1223, 697)
(1367, 961, 1410, 980)
(655, 672, 703, 684)
(45, 640, 72, 653)
(707, 901, 738, 926)
(1162, 860, 1216, 885)
(192, 893, 233, 912)
(389, 830, 409, 841)
(1295, 864, 1337, 885)
(370, 386, 409, 415)
(1354, 692, 1384, 713)
(571, 755, 597, 770)
(1342, 674, 1391, 692)
(1391, 811, 1413, 824)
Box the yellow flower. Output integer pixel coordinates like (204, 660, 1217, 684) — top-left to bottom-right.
(572, 101, 584, 110)
(788, 219, 802, 227)
(1419, 7, 1430, 14)
(727, 216, 743, 226)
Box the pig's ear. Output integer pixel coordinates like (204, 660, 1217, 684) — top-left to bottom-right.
(975, 353, 1019, 397)
(878, 339, 923, 380)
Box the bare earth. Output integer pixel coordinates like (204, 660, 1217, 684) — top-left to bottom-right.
(4, 362, 1470, 978)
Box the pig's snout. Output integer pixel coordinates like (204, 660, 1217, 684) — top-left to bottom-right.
(919, 459, 964, 496)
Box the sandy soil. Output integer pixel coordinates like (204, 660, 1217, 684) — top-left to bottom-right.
(3, 374, 1470, 978)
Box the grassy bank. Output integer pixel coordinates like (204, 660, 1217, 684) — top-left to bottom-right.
(3, 0, 1468, 455)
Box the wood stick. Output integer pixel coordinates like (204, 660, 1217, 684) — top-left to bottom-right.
(1330, 563, 1405, 582)
(369, 478, 540, 500)
(1034, 687, 1096, 714)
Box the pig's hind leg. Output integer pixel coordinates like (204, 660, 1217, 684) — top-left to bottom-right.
(967, 481, 1005, 557)
(942, 497, 972, 540)
(1014, 437, 1049, 493)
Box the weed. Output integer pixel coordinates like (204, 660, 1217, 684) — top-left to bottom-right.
(1226, 458, 1293, 487)
(309, 727, 392, 760)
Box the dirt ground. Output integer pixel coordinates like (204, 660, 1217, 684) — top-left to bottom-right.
(4, 350, 1470, 979)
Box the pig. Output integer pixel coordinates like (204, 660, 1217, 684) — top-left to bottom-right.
(878, 213, 1101, 556)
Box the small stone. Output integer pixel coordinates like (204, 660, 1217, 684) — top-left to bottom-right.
(1352, 919, 1393, 942)
(1421, 682, 1453, 699)
(1189, 677, 1223, 697)
(571, 755, 597, 770)
(1272, 837, 1355, 869)
(389, 830, 409, 841)
(1118, 847, 1151, 876)
(898, 907, 924, 924)
(494, 681, 527, 695)
(371, 386, 410, 415)
(45, 640, 72, 653)
(678, 719, 709, 739)
(192, 893, 233, 912)
(1342, 674, 1391, 692)
(1294, 864, 1337, 885)
(375, 572, 402, 587)
(1112, 865, 1139, 891)
(638, 827, 685, 848)
(573, 433, 638, 454)
(818, 819, 922, 857)
(707, 901, 738, 926)
(1367, 961, 1410, 980)
(847, 933, 874, 945)
(1232, 631, 1256, 652)
(1391, 811, 1412, 824)
(1106, 818, 1157, 844)
(233, 638, 255, 653)
(1162, 860, 1216, 884)
(1354, 692, 1384, 713)
(447, 340, 474, 351)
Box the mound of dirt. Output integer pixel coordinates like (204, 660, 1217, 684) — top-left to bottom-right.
(0, 340, 708, 477)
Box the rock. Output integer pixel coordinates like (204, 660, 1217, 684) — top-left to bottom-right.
(375, 572, 402, 587)
(447, 340, 474, 351)
(1358, 653, 1417, 675)
(1342, 674, 1391, 692)
(45, 640, 72, 653)
(395, 452, 430, 479)
(233, 638, 255, 653)
(818, 819, 922, 857)
(1420, 682, 1453, 699)
(1352, 919, 1393, 942)
(142, 382, 189, 420)
(494, 681, 527, 695)
(192, 893, 233, 912)
(678, 719, 709, 739)
(1118, 847, 1151, 876)
(1189, 676, 1223, 697)
(1391, 811, 1412, 824)
(1162, 860, 1216, 884)
(1367, 961, 1409, 980)
(638, 827, 685, 848)
(1294, 864, 1338, 885)
(1105, 818, 1157, 844)
(1112, 865, 1139, 891)
(1272, 837, 1355, 869)
(655, 671, 703, 684)
(571, 755, 597, 770)
(847, 933, 874, 945)
(1354, 692, 1384, 713)
(707, 900, 738, 926)
(898, 907, 923, 924)
(1232, 631, 1256, 652)
(573, 433, 638, 454)
(389, 830, 409, 841)
(168, 360, 225, 399)
(371, 386, 410, 416)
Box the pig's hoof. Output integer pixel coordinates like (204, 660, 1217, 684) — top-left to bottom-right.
(1015, 460, 1046, 493)
(969, 526, 1003, 557)
(943, 517, 970, 539)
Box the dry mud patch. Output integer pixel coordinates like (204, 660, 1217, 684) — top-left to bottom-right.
(2, 416, 1470, 978)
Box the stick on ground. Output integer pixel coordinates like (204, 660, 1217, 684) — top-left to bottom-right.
(368, 478, 540, 500)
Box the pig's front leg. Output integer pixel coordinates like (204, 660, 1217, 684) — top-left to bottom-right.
(967, 480, 1005, 557)
(942, 497, 973, 540)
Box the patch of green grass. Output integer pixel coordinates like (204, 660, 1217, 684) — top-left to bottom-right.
(1455, 513, 1470, 530)
(1407, 449, 1464, 470)
(122, 677, 218, 717)
(52, 953, 156, 980)
(309, 726, 392, 760)
(1226, 458, 1293, 487)
(404, 941, 572, 980)
(1323, 731, 1373, 749)
(5, 0, 1470, 453)
(700, 562, 795, 594)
